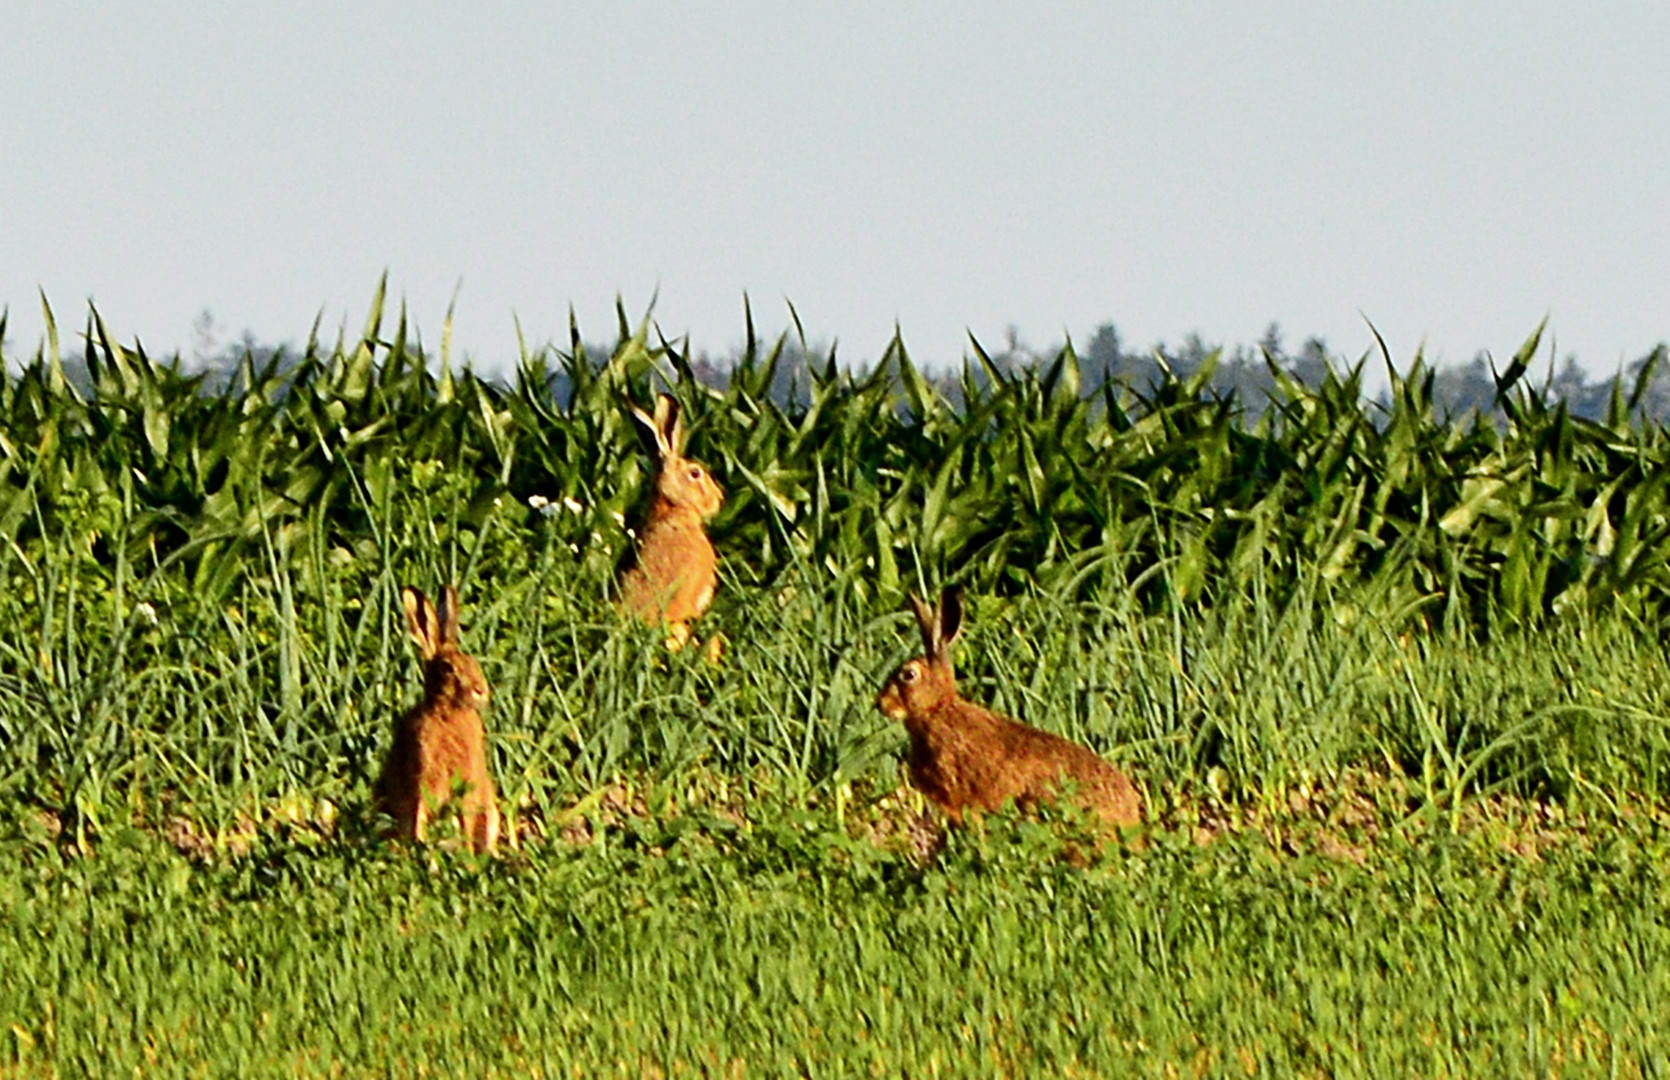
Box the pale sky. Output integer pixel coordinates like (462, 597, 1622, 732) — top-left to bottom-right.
(4, 4, 1668, 378)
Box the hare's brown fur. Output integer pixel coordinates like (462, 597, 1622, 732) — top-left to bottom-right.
(877, 589, 1141, 828)
(619, 394, 724, 648)
(374, 585, 500, 853)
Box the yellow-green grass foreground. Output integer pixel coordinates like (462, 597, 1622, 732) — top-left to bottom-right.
(3, 775, 1669, 1076)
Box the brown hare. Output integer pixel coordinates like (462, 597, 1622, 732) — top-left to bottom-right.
(618, 393, 725, 649)
(374, 584, 500, 853)
(876, 587, 1141, 829)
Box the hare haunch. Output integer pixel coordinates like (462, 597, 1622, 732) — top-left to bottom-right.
(374, 584, 500, 853)
(618, 393, 725, 648)
(877, 588, 1141, 829)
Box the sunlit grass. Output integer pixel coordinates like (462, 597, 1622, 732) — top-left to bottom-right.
(4, 779, 1669, 1076)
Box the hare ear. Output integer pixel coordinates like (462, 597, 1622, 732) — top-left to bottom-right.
(658, 394, 686, 454)
(438, 584, 462, 648)
(629, 400, 670, 461)
(907, 593, 939, 660)
(938, 586, 965, 652)
(402, 586, 440, 660)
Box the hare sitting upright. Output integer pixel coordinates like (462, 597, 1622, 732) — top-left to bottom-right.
(374, 584, 500, 853)
(876, 587, 1141, 829)
(618, 393, 725, 649)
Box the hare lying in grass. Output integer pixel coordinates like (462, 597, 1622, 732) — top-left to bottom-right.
(876, 587, 1141, 829)
(374, 584, 500, 853)
(618, 393, 725, 650)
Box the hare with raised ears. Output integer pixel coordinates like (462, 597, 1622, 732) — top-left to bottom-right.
(374, 585, 501, 853)
(618, 393, 725, 649)
(876, 587, 1141, 829)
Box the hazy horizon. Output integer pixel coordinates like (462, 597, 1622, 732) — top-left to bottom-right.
(5, 4, 1667, 379)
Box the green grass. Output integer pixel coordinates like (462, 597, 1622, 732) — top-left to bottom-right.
(4, 782, 1670, 1076)
(4, 292, 1670, 1073)
(9, 545, 1670, 849)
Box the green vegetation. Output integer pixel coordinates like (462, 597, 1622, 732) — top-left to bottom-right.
(6, 788, 1670, 1076)
(2, 288, 1670, 1074)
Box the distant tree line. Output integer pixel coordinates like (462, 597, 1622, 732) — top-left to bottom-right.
(1078, 321, 1669, 424)
(29, 308, 1670, 426)
(675, 318, 1670, 425)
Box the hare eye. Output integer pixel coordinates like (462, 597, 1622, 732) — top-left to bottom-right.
(688, 466, 702, 481)
(901, 666, 919, 683)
